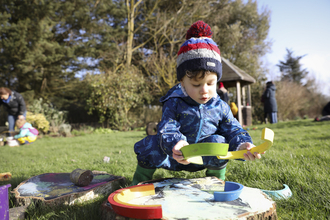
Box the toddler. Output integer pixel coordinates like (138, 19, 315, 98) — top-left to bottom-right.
(14, 119, 38, 145)
(132, 21, 263, 185)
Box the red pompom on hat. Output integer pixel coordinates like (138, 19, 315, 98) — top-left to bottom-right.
(185, 20, 213, 39)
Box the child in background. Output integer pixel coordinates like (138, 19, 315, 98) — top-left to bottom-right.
(217, 82, 229, 104)
(132, 21, 264, 185)
(14, 119, 38, 145)
(230, 102, 238, 120)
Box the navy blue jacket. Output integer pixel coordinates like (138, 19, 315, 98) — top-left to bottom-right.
(134, 84, 252, 171)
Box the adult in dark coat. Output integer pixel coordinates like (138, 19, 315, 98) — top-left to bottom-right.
(322, 101, 330, 116)
(261, 81, 277, 124)
(0, 87, 27, 136)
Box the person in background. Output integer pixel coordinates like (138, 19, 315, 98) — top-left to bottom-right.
(230, 102, 238, 120)
(217, 82, 229, 104)
(0, 87, 27, 136)
(322, 101, 330, 116)
(314, 101, 330, 122)
(131, 21, 264, 186)
(14, 119, 38, 145)
(261, 81, 278, 124)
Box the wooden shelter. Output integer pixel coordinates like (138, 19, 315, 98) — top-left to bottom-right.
(220, 58, 256, 126)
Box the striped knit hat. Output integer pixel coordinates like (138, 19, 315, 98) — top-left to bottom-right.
(177, 21, 222, 82)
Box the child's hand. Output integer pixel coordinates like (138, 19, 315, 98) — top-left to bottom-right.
(238, 142, 265, 161)
(172, 140, 190, 165)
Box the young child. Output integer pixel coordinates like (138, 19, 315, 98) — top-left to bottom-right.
(14, 119, 38, 145)
(132, 21, 263, 185)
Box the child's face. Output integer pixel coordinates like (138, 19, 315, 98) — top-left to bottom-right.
(16, 119, 25, 128)
(180, 72, 217, 104)
(0, 93, 9, 100)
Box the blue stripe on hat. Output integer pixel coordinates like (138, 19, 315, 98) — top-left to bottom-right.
(176, 58, 222, 82)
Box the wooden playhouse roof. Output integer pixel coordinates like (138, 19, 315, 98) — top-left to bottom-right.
(220, 58, 256, 87)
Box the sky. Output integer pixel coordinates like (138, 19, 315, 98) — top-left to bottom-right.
(255, 0, 330, 96)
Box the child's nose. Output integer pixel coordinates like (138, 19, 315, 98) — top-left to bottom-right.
(200, 85, 208, 93)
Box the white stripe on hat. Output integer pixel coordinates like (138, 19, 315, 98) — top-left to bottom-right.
(177, 48, 221, 67)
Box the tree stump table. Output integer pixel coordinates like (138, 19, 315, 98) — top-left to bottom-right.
(100, 177, 277, 220)
(12, 171, 126, 206)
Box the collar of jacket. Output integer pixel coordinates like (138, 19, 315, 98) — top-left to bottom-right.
(159, 83, 216, 106)
(2, 95, 11, 103)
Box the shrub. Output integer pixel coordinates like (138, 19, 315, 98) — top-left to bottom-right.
(85, 66, 152, 131)
(26, 112, 50, 134)
(28, 98, 68, 134)
(93, 128, 117, 134)
(275, 81, 327, 120)
(71, 129, 87, 136)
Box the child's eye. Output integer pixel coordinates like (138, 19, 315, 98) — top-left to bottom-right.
(192, 84, 200, 87)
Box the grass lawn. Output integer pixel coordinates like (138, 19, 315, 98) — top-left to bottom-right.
(1, 119, 330, 219)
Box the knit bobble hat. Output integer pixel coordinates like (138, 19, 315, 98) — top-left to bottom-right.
(177, 20, 222, 82)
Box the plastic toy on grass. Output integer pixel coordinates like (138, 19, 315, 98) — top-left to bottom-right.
(0, 184, 11, 220)
(261, 184, 292, 200)
(181, 128, 274, 164)
(0, 172, 12, 181)
(6, 137, 20, 147)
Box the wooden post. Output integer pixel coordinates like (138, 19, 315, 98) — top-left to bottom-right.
(247, 85, 252, 106)
(242, 86, 246, 106)
(236, 81, 242, 125)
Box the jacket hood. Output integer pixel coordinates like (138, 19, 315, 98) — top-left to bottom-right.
(2, 95, 11, 103)
(267, 84, 276, 91)
(22, 122, 32, 129)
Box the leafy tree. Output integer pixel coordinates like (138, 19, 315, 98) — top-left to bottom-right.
(86, 65, 151, 131)
(132, 0, 271, 99)
(1, 0, 273, 126)
(135, 0, 217, 97)
(205, 0, 271, 123)
(206, 0, 271, 78)
(0, 0, 125, 105)
(277, 48, 308, 84)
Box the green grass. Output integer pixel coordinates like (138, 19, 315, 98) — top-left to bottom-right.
(1, 120, 330, 219)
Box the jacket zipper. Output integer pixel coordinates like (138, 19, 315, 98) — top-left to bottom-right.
(195, 105, 203, 143)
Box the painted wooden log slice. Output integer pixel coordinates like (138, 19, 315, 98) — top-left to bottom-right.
(102, 177, 277, 220)
(12, 171, 126, 206)
(70, 169, 93, 187)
